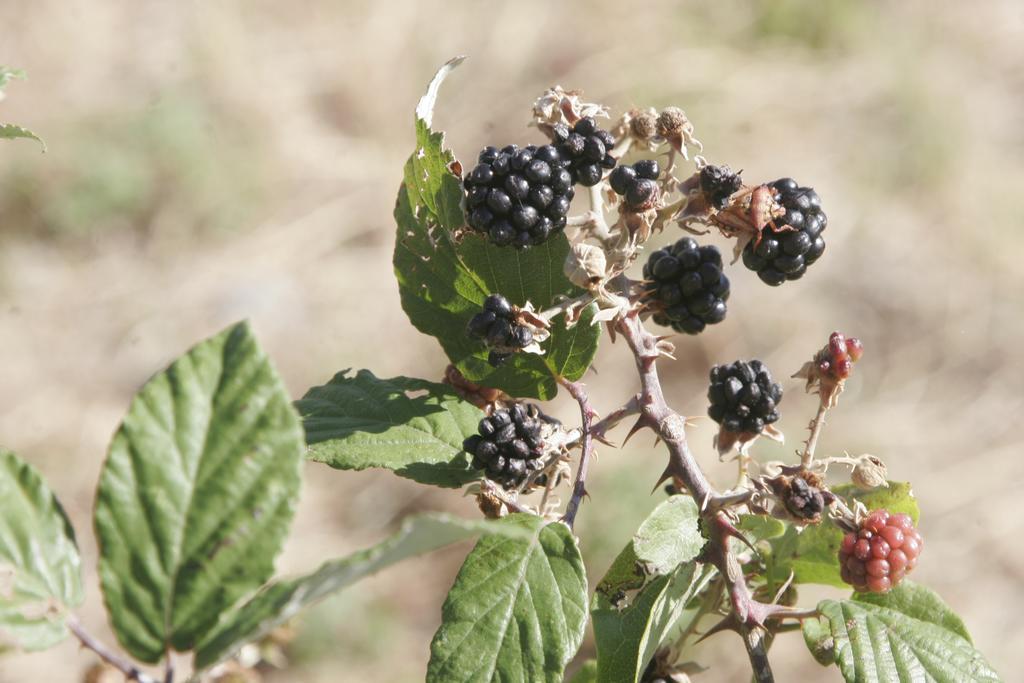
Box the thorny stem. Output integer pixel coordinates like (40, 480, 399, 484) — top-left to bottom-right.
(616, 311, 779, 682)
(800, 401, 830, 468)
(68, 617, 158, 683)
(559, 377, 595, 529)
(591, 394, 641, 444)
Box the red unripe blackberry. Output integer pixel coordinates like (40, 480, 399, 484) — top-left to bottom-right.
(839, 509, 922, 593)
(814, 331, 864, 381)
(741, 177, 827, 285)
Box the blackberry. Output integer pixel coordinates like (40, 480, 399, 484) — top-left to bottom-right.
(641, 237, 729, 334)
(463, 403, 546, 488)
(707, 360, 782, 434)
(840, 509, 922, 593)
(554, 116, 617, 187)
(610, 159, 661, 211)
(741, 178, 827, 285)
(463, 143, 575, 248)
(699, 164, 743, 209)
(466, 294, 534, 367)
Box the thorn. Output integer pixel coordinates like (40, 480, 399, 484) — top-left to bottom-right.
(593, 434, 617, 447)
(694, 615, 740, 644)
(651, 465, 675, 494)
(622, 416, 648, 446)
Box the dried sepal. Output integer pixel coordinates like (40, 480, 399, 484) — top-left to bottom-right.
(612, 106, 660, 152)
(714, 422, 784, 457)
(656, 106, 703, 159)
(851, 454, 888, 490)
(531, 86, 609, 135)
(563, 242, 607, 289)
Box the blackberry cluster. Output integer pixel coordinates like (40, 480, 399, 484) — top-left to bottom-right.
(840, 509, 922, 593)
(466, 294, 532, 367)
(741, 178, 827, 286)
(783, 475, 826, 521)
(699, 164, 743, 209)
(707, 360, 783, 434)
(551, 116, 617, 187)
(642, 237, 729, 334)
(609, 159, 661, 211)
(463, 403, 546, 488)
(464, 144, 574, 249)
(816, 331, 863, 381)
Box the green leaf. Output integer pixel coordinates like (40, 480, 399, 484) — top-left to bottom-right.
(0, 450, 83, 650)
(0, 123, 45, 150)
(297, 369, 483, 488)
(738, 514, 786, 543)
(94, 321, 304, 663)
(567, 660, 598, 683)
(632, 495, 705, 576)
(591, 563, 715, 683)
(194, 513, 530, 669)
(0, 67, 26, 91)
(852, 580, 972, 643)
(803, 591, 1001, 682)
(770, 481, 919, 587)
(427, 514, 588, 682)
(392, 58, 599, 400)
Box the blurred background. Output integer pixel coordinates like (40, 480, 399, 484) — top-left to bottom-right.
(1, 0, 1021, 680)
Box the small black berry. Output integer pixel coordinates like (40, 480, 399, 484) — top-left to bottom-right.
(633, 159, 660, 181)
(609, 160, 662, 211)
(707, 360, 782, 434)
(699, 164, 743, 209)
(466, 293, 537, 367)
(642, 238, 730, 334)
(557, 117, 618, 187)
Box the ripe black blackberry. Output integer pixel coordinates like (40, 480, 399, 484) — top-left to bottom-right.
(466, 294, 534, 367)
(609, 159, 660, 211)
(463, 144, 575, 249)
(641, 237, 729, 335)
(741, 178, 827, 286)
(552, 116, 617, 187)
(699, 164, 743, 209)
(463, 403, 546, 488)
(707, 360, 782, 434)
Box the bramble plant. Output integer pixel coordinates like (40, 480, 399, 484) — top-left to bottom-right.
(0, 58, 1002, 683)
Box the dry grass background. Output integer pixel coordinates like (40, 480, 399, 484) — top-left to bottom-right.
(1, 1, 1022, 681)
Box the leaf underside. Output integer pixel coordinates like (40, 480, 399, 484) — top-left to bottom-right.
(94, 321, 304, 663)
(0, 450, 83, 651)
(195, 513, 531, 669)
(427, 514, 588, 683)
(803, 583, 1001, 682)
